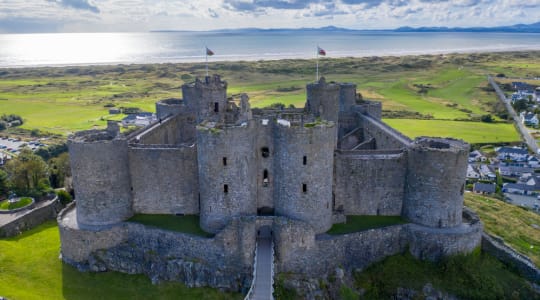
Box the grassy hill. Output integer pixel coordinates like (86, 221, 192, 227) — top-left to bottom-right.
(2, 51, 537, 143)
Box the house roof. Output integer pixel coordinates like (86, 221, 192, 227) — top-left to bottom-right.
(122, 112, 154, 121)
(503, 183, 537, 191)
(496, 147, 528, 155)
(524, 113, 537, 120)
(473, 183, 496, 193)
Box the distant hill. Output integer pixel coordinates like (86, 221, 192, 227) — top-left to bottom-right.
(395, 21, 540, 33)
(152, 21, 540, 33)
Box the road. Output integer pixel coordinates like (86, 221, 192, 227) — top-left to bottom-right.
(488, 76, 539, 154)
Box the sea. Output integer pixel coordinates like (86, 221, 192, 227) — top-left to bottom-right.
(1, 30, 540, 68)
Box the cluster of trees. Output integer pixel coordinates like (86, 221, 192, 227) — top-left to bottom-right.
(0, 148, 71, 200)
(0, 114, 24, 130)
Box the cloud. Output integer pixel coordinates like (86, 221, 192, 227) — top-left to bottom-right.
(47, 0, 100, 13)
(208, 8, 219, 18)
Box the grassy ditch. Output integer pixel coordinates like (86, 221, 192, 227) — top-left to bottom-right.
(327, 215, 407, 235)
(128, 214, 214, 238)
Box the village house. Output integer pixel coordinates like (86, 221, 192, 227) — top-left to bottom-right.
(496, 146, 529, 162)
(473, 182, 496, 195)
(502, 182, 537, 195)
(520, 112, 539, 127)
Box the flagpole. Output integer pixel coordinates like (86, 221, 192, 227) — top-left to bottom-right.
(205, 46, 209, 77)
(316, 45, 319, 82)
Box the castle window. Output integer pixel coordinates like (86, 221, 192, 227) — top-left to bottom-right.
(302, 183, 307, 193)
(224, 184, 229, 193)
(214, 102, 219, 113)
(223, 157, 227, 166)
(303, 156, 307, 165)
(263, 169, 269, 187)
(261, 147, 269, 158)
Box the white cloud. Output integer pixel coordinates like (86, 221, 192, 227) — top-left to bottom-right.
(0, 0, 538, 32)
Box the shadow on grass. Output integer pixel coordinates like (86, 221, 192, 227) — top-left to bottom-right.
(2, 219, 58, 242)
(61, 259, 241, 300)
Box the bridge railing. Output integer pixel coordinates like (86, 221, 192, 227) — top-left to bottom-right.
(244, 241, 258, 300)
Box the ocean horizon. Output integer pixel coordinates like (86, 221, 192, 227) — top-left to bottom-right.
(1, 30, 540, 68)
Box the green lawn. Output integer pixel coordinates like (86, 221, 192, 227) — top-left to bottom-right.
(128, 214, 213, 238)
(0, 221, 240, 300)
(383, 119, 521, 144)
(327, 216, 407, 235)
(0, 197, 32, 210)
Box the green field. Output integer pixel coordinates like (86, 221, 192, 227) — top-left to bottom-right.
(0, 221, 240, 300)
(1, 51, 539, 142)
(384, 119, 521, 143)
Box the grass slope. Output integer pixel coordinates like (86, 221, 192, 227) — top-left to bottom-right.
(465, 192, 540, 266)
(0, 221, 240, 300)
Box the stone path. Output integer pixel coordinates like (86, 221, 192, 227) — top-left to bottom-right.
(248, 237, 274, 300)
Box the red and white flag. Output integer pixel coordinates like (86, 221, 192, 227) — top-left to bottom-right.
(206, 47, 214, 56)
(317, 46, 326, 56)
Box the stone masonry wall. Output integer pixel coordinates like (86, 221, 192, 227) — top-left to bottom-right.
(197, 124, 258, 233)
(137, 113, 196, 145)
(362, 115, 411, 149)
(68, 137, 133, 228)
(403, 138, 469, 228)
(129, 145, 199, 215)
(0, 197, 61, 238)
(274, 218, 408, 275)
(274, 123, 336, 234)
(59, 203, 256, 292)
(334, 151, 406, 216)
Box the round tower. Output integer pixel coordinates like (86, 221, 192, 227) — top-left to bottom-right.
(306, 77, 340, 123)
(156, 98, 184, 119)
(403, 137, 469, 228)
(273, 122, 336, 233)
(197, 124, 257, 233)
(68, 127, 132, 228)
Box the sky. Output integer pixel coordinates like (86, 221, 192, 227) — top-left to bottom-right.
(0, 0, 539, 33)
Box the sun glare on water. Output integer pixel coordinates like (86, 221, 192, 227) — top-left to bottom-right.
(0, 33, 150, 66)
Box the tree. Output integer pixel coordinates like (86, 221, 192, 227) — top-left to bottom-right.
(48, 152, 71, 189)
(480, 114, 493, 123)
(0, 169, 8, 197)
(4, 148, 50, 196)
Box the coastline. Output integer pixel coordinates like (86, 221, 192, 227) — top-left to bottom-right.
(1, 48, 540, 69)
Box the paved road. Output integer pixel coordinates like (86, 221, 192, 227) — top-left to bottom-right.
(249, 237, 274, 300)
(488, 76, 539, 154)
(504, 193, 540, 211)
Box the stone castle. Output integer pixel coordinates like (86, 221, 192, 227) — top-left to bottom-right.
(58, 75, 482, 293)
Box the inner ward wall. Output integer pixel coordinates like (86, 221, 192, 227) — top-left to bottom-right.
(129, 145, 199, 214)
(137, 113, 196, 145)
(362, 116, 411, 150)
(334, 151, 406, 215)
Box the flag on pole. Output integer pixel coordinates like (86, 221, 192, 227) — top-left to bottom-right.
(317, 46, 326, 56)
(206, 47, 215, 56)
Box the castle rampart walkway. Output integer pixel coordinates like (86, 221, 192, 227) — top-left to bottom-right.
(245, 236, 274, 300)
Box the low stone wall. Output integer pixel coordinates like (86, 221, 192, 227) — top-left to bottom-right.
(0, 197, 61, 238)
(482, 233, 540, 283)
(58, 204, 256, 292)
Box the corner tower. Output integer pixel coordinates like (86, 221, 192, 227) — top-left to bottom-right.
(403, 137, 469, 228)
(68, 122, 133, 228)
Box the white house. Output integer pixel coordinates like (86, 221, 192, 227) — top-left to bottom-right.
(496, 147, 529, 162)
(466, 164, 480, 179)
(520, 112, 539, 127)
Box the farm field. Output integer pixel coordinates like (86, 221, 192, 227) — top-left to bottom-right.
(0, 51, 539, 141)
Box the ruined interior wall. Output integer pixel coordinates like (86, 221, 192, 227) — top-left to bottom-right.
(129, 145, 199, 215)
(334, 151, 406, 216)
(137, 113, 196, 145)
(254, 121, 275, 211)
